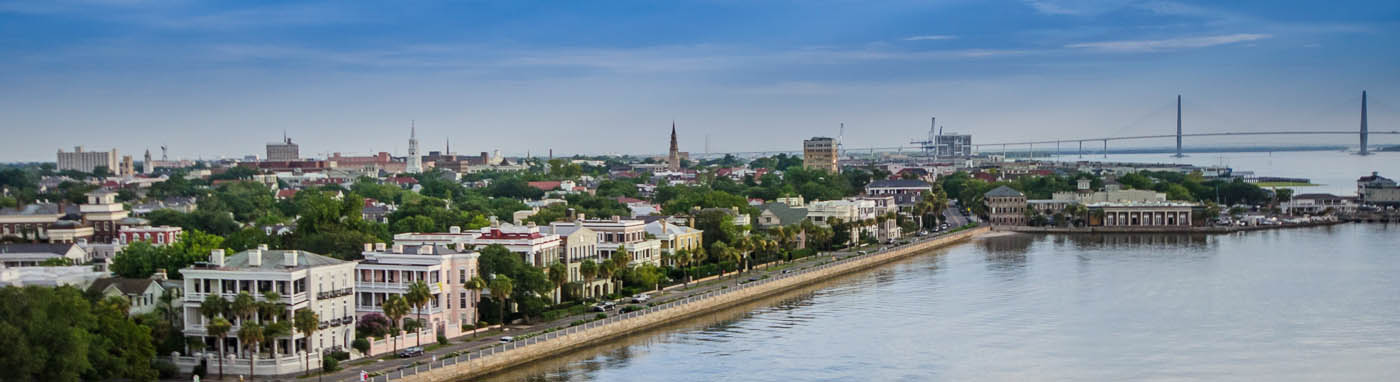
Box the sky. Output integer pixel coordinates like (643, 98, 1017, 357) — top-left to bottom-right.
(2, 0, 1398, 162)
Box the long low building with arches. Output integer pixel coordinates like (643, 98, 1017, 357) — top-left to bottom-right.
(1090, 201, 1198, 227)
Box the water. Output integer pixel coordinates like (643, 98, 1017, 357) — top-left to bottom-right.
(479, 224, 1400, 381)
(1045, 150, 1400, 196)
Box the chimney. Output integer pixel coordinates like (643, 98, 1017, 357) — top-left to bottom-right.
(152, 268, 168, 281)
(566, 208, 576, 220)
(284, 252, 297, 267)
(455, 242, 467, 252)
(488, 216, 499, 227)
(249, 248, 262, 266)
(392, 244, 404, 254)
(375, 242, 387, 251)
(364, 243, 374, 252)
(612, 215, 621, 222)
(211, 249, 225, 267)
(449, 226, 461, 234)
(577, 213, 586, 221)
(420, 245, 434, 255)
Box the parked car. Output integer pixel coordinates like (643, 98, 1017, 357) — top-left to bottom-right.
(397, 346, 424, 358)
(631, 294, 650, 303)
(499, 336, 515, 343)
(917, 231, 928, 236)
(592, 302, 616, 312)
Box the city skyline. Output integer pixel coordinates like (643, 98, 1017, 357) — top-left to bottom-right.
(3, 0, 1400, 162)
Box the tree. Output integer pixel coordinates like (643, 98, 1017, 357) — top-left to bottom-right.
(489, 276, 514, 326)
(207, 317, 232, 380)
(673, 249, 693, 287)
(293, 309, 319, 376)
(261, 292, 290, 359)
(547, 262, 568, 304)
(465, 276, 488, 328)
(382, 295, 409, 351)
(610, 246, 632, 292)
(404, 281, 433, 348)
(237, 322, 264, 380)
(580, 260, 598, 296)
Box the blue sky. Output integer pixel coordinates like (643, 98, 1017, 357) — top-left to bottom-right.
(2, 0, 1398, 162)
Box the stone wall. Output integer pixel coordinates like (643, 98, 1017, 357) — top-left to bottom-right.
(392, 226, 989, 382)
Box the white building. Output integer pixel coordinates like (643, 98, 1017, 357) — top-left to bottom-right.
(57, 146, 119, 174)
(178, 246, 356, 376)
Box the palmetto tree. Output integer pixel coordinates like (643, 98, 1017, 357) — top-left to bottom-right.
(237, 322, 263, 380)
(466, 276, 488, 327)
(595, 261, 614, 296)
(579, 260, 598, 297)
(405, 281, 433, 348)
(293, 308, 318, 376)
(207, 317, 232, 380)
(383, 294, 410, 351)
(673, 249, 693, 287)
(489, 275, 514, 327)
(547, 262, 568, 304)
(259, 291, 286, 358)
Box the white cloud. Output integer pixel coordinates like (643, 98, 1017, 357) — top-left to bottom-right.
(1065, 33, 1272, 52)
(1022, 0, 1134, 16)
(904, 35, 958, 41)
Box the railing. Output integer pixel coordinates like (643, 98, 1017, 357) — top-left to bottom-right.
(367, 228, 980, 382)
(318, 287, 354, 299)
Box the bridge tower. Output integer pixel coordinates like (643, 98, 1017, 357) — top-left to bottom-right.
(1173, 95, 1184, 158)
(1360, 90, 1369, 155)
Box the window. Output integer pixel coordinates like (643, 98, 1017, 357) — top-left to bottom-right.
(459, 292, 467, 309)
(459, 269, 466, 284)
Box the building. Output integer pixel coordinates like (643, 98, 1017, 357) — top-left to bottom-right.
(644, 220, 703, 263)
(406, 126, 422, 174)
(89, 273, 169, 316)
(984, 186, 1027, 226)
(80, 190, 130, 243)
(179, 247, 356, 375)
(864, 179, 934, 207)
(1092, 202, 1196, 226)
(462, 222, 563, 268)
(143, 149, 154, 174)
(757, 202, 809, 228)
(540, 222, 612, 298)
(120, 155, 135, 176)
(0, 243, 90, 267)
(0, 265, 108, 287)
(548, 216, 662, 267)
(329, 152, 408, 173)
(266, 135, 300, 161)
(803, 137, 839, 173)
(1358, 171, 1400, 206)
(0, 203, 66, 241)
(356, 242, 479, 349)
(1283, 193, 1359, 215)
(667, 122, 682, 172)
(119, 225, 182, 246)
(57, 146, 119, 174)
(934, 133, 973, 158)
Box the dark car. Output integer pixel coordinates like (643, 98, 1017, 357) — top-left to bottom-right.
(397, 346, 424, 358)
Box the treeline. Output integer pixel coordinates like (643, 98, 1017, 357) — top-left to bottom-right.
(0, 286, 179, 381)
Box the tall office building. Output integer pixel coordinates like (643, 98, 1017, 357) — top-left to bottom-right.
(120, 155, 134, 176)
(266, 134, 300, 161)
(57, 146, 119, 174)
(406, 125, 422, 174)
(935, 134, 973, 158)
(803, 137, 839, 173)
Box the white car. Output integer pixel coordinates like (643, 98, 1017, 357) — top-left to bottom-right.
(499, 336, 515, 343)
(631, 294, 650, 303)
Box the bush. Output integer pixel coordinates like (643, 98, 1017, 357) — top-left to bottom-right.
(437, 333, 449, 345)
(570, 320, 586, 326)
(476, 321, 489, 329)
(323, 355, 340, 372)
(153, 359, 179, 378)
(352, 337, 371, 354)
(329, 350, 351, 361)
(594, 313, 607, 320)
(192, 360, 207, 378)
(621, 305, 642, 313)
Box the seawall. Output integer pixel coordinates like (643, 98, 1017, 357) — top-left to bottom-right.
(389, 226, 990, 382)
(1002, 221, 1344, 234)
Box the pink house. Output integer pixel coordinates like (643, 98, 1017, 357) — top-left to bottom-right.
(355, 242, 480, 352)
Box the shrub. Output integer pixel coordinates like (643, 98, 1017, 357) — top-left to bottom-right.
(594, 313, 607, 320)
(356, 312, 391, 339)
(621, 305, 642, 313)
(437, 333, 449, 345)
(352, 337, 371, 354)
(323, 355, 340, 372)
(329, 350, 351, 361)
(153, 359, 179, 378)
(192, 360, 207, 378)
(570, 320, 586, 326)
(476, 321, 489, 329)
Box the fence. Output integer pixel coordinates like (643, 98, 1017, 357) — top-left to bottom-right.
(366, 227, 984, 382)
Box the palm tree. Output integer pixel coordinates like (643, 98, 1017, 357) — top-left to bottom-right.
(260, 291, 285, 358)
(596, 261, 614, 296)
(207, 317, 232, 380)
(293, 309, 318, 376)
(383, 295, 410, 351)
(465, 276, 488, 327)
(404, 281, 433, 348)
(231, 292, 258, 326)
(579, 260, 598, 298)
(489, 276, 514, 327)
(237, 322, 264, 380)
(711, 242, 734, 278)
(547, 262, 568, 304)
(609, 245, 632, 292)
(673, 249, 692, 287)
(735, 237, 754, 272)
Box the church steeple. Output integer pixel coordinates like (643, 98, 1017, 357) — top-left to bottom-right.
(667, 121, 681, 171)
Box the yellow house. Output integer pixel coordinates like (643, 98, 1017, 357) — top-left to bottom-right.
(645, 220, 703, 266)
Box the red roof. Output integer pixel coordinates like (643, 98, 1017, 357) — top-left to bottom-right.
(388, 177, 418, 185)
(276, 189, 299, 199)
(616, 197, 646, 204)
(527, 181, 562, 191)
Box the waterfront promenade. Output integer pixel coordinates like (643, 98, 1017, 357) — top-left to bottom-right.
(339, 226, 989, 382)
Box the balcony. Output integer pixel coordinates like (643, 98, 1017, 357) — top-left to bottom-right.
(316, 287, 354, 299)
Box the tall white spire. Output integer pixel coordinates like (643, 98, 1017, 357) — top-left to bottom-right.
(406, 121, 422, 174)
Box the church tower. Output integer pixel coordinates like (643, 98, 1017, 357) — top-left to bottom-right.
(667, 122, 681, 171)
(142, 149, 153, 174)
(406, 122, 422, 174)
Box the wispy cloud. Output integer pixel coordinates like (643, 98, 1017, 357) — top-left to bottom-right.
(1022, 0, 1134, 16)
(1065, 33, 1272, 52)
(904, 35, 958, 41)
